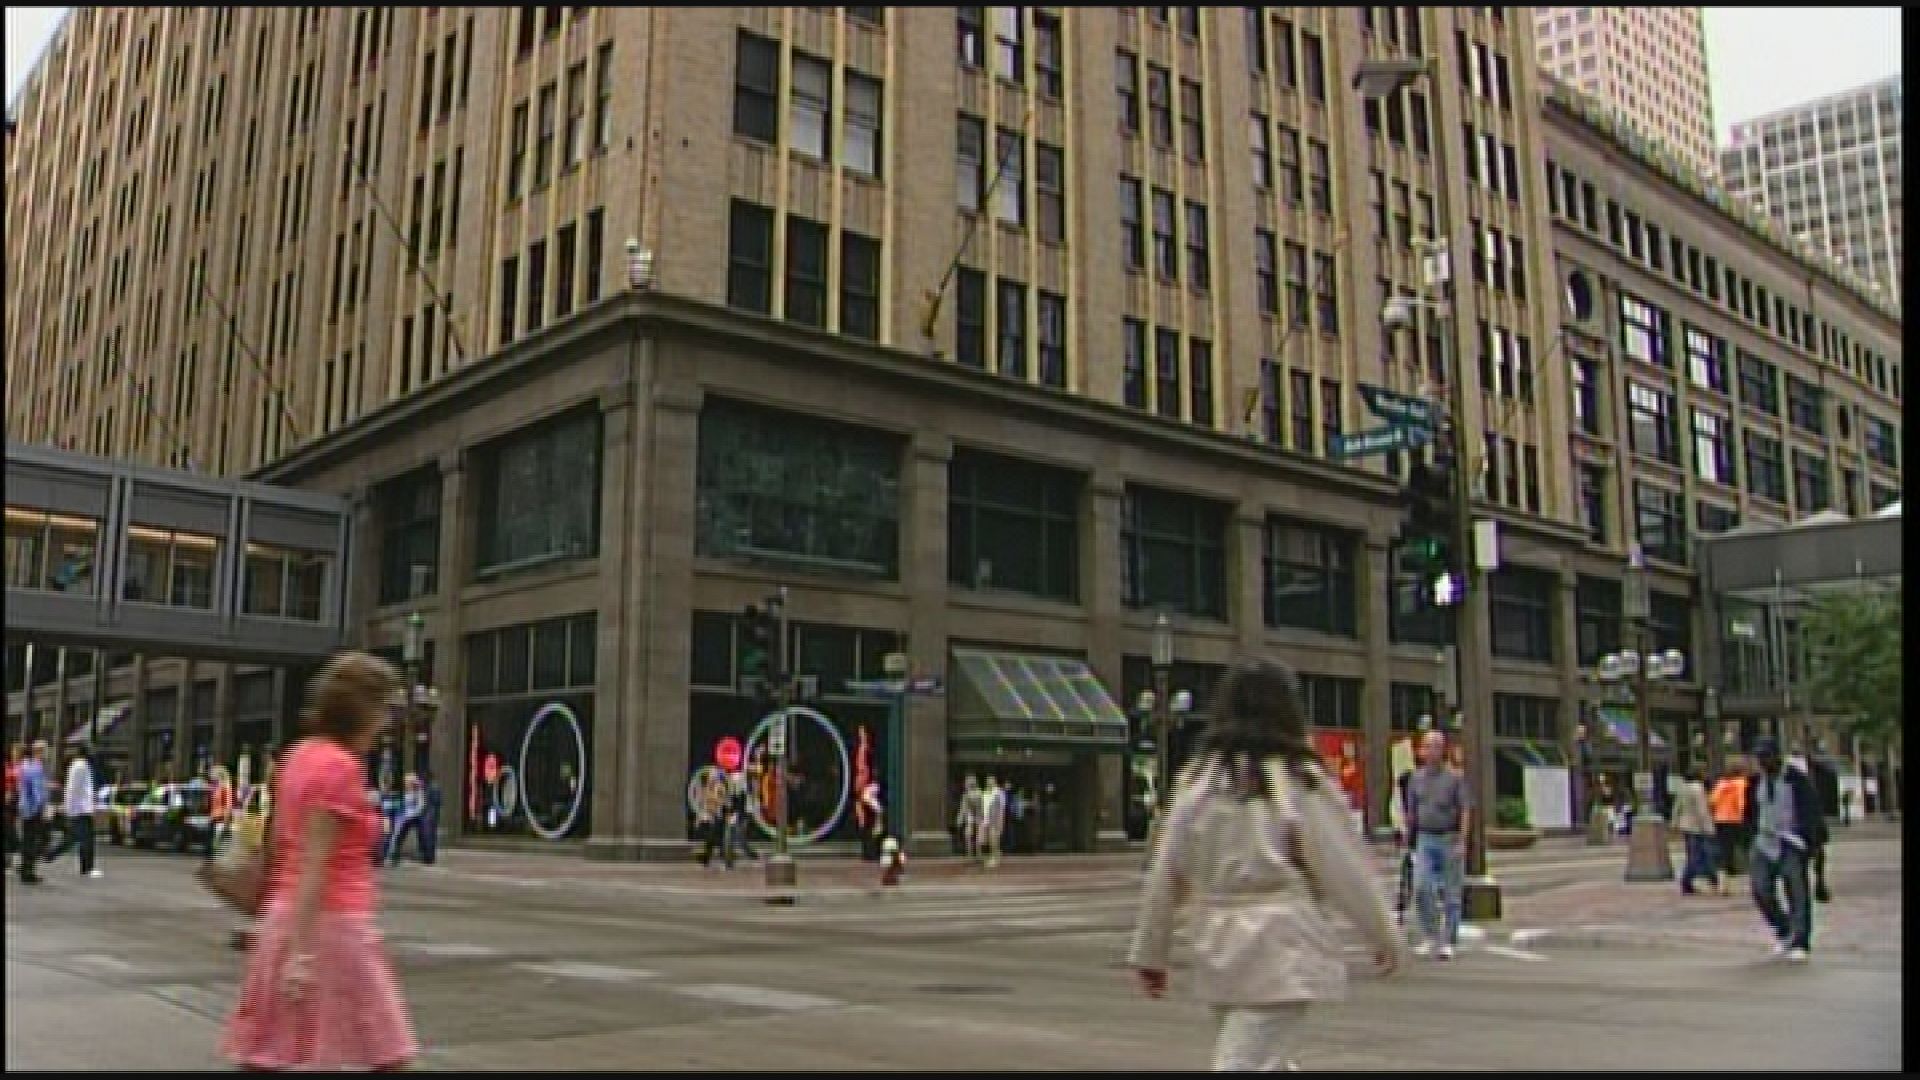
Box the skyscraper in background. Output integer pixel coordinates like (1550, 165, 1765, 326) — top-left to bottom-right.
(1532, 7, 1716, 177)
(1718, 75, 1903, 304)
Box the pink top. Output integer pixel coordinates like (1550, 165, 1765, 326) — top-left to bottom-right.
(266, 737, 380, 915)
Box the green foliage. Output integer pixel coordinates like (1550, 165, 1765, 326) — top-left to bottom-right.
(1494, 797, 1532, 830)
(1801, 585, 1903, 751)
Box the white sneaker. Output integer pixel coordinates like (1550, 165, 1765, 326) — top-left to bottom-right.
(1412, 941, 1434, 959)
(1769, 940, 1792, 959)
(1436, 944, 1456, 961)
(86, 869, 103, 878)
(1785, 948, 1809, 963)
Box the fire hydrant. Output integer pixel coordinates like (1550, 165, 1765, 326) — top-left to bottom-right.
(880, 837, 905, 887)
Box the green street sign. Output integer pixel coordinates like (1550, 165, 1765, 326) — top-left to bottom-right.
(1331, 423, 1429, 459)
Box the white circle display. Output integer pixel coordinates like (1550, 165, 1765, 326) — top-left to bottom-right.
(743, 706, 850, 847)
(686, 765, 727, 819)
(518, 702, 588, 841)
(492, 766, 519, 819)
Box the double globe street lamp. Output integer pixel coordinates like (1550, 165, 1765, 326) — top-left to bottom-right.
(1596, 640, 1687, 882)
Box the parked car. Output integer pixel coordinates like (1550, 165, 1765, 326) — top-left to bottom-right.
(96, 783, 153, 846)
(129, 781, 216, 854)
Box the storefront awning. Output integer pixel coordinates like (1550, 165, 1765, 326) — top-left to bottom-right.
(1596, 706, 1668, 748)
(948, 649, 1130, 751)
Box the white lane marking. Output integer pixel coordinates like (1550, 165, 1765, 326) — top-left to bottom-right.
(1509, 928, 1552, 946)
(1483, 944, 1550, 963)
(395, 941, 503, 959)
(71, 953, 137, 972)
(673, 983, 844, 1012)
(515, 960, 660, 983)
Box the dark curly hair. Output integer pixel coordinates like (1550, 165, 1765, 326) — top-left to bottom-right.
(1194, 657, 1322, 800)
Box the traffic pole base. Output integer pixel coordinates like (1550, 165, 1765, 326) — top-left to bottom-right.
(1462, 876, 1503, 923)
(1624, 817, 1675, 882)
(764, 853, 797, 891)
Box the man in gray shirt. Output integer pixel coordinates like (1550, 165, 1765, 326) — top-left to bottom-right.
(1406, 731, 1474, 959)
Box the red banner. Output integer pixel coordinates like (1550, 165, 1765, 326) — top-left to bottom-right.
(1312, 730, 1366, 813)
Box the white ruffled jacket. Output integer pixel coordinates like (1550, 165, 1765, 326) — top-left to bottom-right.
(1127, 757, 1402, 1006)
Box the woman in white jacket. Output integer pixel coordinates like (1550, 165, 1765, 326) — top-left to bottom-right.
(1129, 658, 1404, 1071)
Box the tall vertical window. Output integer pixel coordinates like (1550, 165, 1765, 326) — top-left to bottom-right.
(1792, 451, 1831, 513)
(1179, 79, 1205, 160)
(1684, 326, 1727, 393)
(957, 115, 985, 212)
(1258, 361, 1281, 443)
(1037, 291, 1067, 388)
(1122, 318, 1148, 408)
(1306, 138, 1331, 213)
(993, 6, 1025, 83)
(996, 279, 1028, 378)
(525, 240, 547, 333)
(726, 200, 774, 314)
(594, 43, 613, 151)
(1284, 242, 1308, 327)
(1116, 50, 1140, 134)
(1184, 202, 1210, 289)
(784, 216, 829, 328)
(956, 269, 987, 368)
(1188, 339, 1214, 428)
(844, 74, 882, 177)
(563, 62, 586, 169)
(1250, 114, 1271, 189)
(534, 82, 556, 187)
(1035, 143, 1065, 243)
(791, 53, 831, 160)
(1151, 189, 1177, 279)
(1633, 483, 1687, 565)
(507, 101, 529, 199)
(1743, 431, 1787, 503)
(584, 207, 604, 303)
(1289, 370, 1314, 452)
(1119, 176, 1144, 269)
(1627, 382, 1677, 464)
(1691, 409, 1730, 485)
(554, 221, 577, 318)
(1737, 352, 1779, 415)
(1319, 378, 1341, 453)
(957, 8, 985, 67)
(733, 31, 779, 142)
(1254, 229, 1278, 314)
(1313, 253, 1338, 335)
(498, 255, 519, 344)
(1276, 125, 1302, 204)
(1034, 12, 1063, 98)
(1146, 64, 1173, 145)
(1247, 7, 1268, 72)
(1786, 374, 1825, 436)
(1301, 31, 1326, 101)
(1154, 329, 1181, 418)
(839, 231, 880, 340)
(993, 128, 1025, 225)
(1619, 293, 1668, 367)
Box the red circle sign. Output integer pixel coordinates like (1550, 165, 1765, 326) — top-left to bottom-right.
(715, 737, 744, 774)
(483, 754, 500, 784)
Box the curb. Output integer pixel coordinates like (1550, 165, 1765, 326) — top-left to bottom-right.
(1503, 924, 1880, 957)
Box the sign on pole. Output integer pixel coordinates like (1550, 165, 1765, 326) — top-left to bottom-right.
(767, 716, 788, 758)
(1358, 384, 1436, 427)
(1330, 423, 1429, 459)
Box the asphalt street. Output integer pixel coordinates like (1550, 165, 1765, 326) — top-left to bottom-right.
(4, 839, 1902, 1071)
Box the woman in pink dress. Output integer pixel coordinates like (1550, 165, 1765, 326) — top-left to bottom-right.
(223, 652, 419, 1071)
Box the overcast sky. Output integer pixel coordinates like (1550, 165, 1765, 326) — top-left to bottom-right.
(4, 6, 1905, 144)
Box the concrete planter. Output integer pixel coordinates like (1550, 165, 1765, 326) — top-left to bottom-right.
(1487, 827, 1541, 851)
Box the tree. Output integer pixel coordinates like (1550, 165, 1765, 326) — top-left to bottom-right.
(1801, 584, 1903, 750)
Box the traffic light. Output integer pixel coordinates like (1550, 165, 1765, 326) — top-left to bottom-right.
(1398, 457, 1461, 608)
(739, 604, 772, 692)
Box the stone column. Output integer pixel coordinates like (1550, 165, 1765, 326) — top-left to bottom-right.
(429, 453, 469, 840)
(170, 655, 195, 778)
(1553, 568, 1584, 831)
(902, 433, 953, 856)
(1360, 535, 1395, 836)
(1087, 472, 1129, 851)
(584, 379, 637, 861)
(210, 661, 235, 771)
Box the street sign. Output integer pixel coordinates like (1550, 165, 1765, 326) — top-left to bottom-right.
(767, 717, 788, 757)
(1358, 384, 1436, 427)
(1331, 423, 1429, 459)
(906, 676, 944, 696)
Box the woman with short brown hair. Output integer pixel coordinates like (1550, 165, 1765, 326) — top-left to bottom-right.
(223, 652, 419, 1071)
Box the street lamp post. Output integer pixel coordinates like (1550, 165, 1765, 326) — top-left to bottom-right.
(1602, 548, 1683, 882)
(402, 611, 424, 777)
(1357, 55, 1501, 922)
(763, 587, 797, 894)
(1151, 614, 1174, 817)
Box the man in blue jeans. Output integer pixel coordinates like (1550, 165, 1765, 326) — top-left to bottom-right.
(1405, 730, 1473, 960)
(1743, 737, 1826, 962)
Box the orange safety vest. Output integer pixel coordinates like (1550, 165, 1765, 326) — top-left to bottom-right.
(211, 783, 234, 822)
(1708, 775, 1746, 825)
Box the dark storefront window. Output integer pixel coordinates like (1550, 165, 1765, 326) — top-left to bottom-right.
(473, 407, 601, 575)
(948, 449, 1082, 602)
(1122, 485, 1228, 619)
(1391, 682, 1438, 732)
(1648, 592, 1692, 661)
(1493, 694, 1558, 741)
(1489, 567, 1554, 663)
(377, 467, 441, 605)
(696, 399, 902, 579)
(1634, 482, 1688, 565)
(1262, 517, 1357, 636)
(1298, 673, 1361, 729)
(464, 612, 597, 841)
(1575, 576, 1622, 667)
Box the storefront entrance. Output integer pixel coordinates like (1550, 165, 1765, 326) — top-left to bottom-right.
(947, 750, 1098, 854)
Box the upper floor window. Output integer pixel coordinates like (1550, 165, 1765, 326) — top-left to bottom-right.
(1619, 293, 1669, 368)
(957, 7, 985, 67)
(1691, 410, 1732, 486)
(1122, 485, 1228, 619)
(376, 467, 442, 605)
(1489, 567, 1555, 663)
(1737, 352, 1779, 415)
(844, 74, 882, 177)
(733, 31, 779, 143)
(1785, 374, 1825, 436)
(473, 408, 602, 575)
(1627, 382, 1678, 465)
(4, 509, 102, 597)
(790, 53, 832, 160)
(1743, 431, 1787, 504)
(243, 542, 333, 622)
(1684, 326, 1726, 394)
(948, 449, 1081, 601)
(992, 7, 1024, 83)
(1262, 518, 1357, 637)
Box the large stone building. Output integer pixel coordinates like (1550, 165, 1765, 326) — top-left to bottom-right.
(1531, 7, 1716, 177)
(4, 9, 1901, 856)
(1719, 75, 1904, 304)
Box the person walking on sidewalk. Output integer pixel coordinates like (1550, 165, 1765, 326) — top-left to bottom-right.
(1742, 737, 1826, 963)
(384, 774, 430, 866)
(15, 741, 50, 885)
(957, 775, 984, 863)
(4, 743, 21, 870)
(1405, 730, 1473, 960)
(221, 652, 419, 1071)
(1130, 659, 1402, 1071)
(980, 776, 1008, 869)
(1709, 763, 1749, 894)
(1671, 765, 1716, 895)
(57, 749, 101, 879)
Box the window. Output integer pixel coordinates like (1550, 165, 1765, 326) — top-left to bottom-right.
(1147, 64, 1173, 145)
(1744, 431, 1786, 503)
(845, 74, 882, 177)
(1864, 415, 1898, 469)
(1123, 318, 1148, 408)
(1313, 253, 1338, 335)
(1254, 229, 1278, 314)
(1299, 674, 1362, 730)
(1276, 125, 1302, 204)
(1184, 202, 1210, 289)
(1306, 138, 1331, 213)
(554, 221, 577, 318)
(1619, 293, 1668, 367)
(1696, 501, 1739, 536)
(1120, 176, 1144, 269)
(584, 206, 604, 302)
(840, 231, 880, 340)
(1320, 377, 1342, 456)
(791, 54, 831, 159)
(1578, 463, 1608, 544)
(1289, 370, 1314, 452)
(533, 82, 557, 187)
(507, 101, 529, 199)
(1250, 114, 1271, 189)
(1301, 31, 1325, 102)
(1692, 410, 1731, 485)
(1116, 51, 1140, 134)
(1792, 452, 1831, 514)
(1685, 327, 1727, 393)
(5, 510, 101, 596)
(993, 6, 1024, 83)
(957, 7, 984, 67)
(1634, 482, 1687, 565)
(1284, 242, 1308, 327)
(1737, 352, 1779, 415)
(1034, 13, 1063, 98)
(474, 408, 602, 573)
(994, 128, 1024, 225)
(1176, 7, 1200, 35)
(1035, 143, 1065, 243)
(957, 115, 985, 212)
(594, 42, 613, 151)
(1188, 339, 1214, 428)
(1263, 518, 1356, 636)
(1489, 568, 1554, 662)
(726, 200, 774, 313)
(525, 239, 548, 332)
(733, 31, 779, 142)
(1179, 79, 1205, 160)
(1246, 7, 1268, 73)
(1151, 189, 1177, 279)
(996, 278, 1027, 378)
(1573, 576, 1623, 667)
(498, 255, 519, 343)
(784, 216, 829, 328)
(242, 542, 331, 621)
(1037, 291, 1067, 388)
(1122, 486, 1228, 619)
(563, 62, 586, 169)
(1627, 382, 1678, 464)
(948, 449, 1080, 601)
(1493, 694, 1557, 742)
(1154, 328, 1181, 418)
(696, 399, 900, 578)
(956, 269, 987, 367)
(1786, 375, 1825, 436)
(1257, 361, 1281, 443)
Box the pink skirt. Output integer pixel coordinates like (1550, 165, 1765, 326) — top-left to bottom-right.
(222, 898, 419, 1071)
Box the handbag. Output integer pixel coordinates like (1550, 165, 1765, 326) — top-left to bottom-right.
(197, 829, 267, 916)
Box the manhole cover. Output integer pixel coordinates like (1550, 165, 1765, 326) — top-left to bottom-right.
(912, 983, 1011, 996)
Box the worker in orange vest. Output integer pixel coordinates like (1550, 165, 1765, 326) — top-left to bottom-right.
(1708, 762, 1749, 895)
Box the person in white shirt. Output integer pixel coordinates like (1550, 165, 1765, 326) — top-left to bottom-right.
(62, 750, 101, 878)
(980, 776, 1008, 869)
(956, 775, 983, 861)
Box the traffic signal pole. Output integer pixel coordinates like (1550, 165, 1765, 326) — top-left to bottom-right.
(764, 587, 797, 895)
